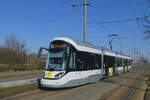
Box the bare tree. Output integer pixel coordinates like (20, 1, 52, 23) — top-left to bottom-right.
(2, 34, 28, 65)
(4, 34, 27, 54)
(0, 34, 45, 71)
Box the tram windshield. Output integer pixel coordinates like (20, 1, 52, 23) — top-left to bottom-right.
(45, 48, 66, 71)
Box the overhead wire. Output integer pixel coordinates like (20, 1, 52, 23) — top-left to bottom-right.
(60, 0, 84, 16)
(61, 0, 149, 56)
(96, 15, 150, 24)
(97, 24, 109, 36)
(96, 15, 150, 46)
(61, 0, 93, 26)
(127, 0, 144, 57)
(127, 0, 149, 57)
(95, 1, 150, 55)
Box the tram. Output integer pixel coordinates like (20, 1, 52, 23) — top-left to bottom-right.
(38, 37, 132, 88)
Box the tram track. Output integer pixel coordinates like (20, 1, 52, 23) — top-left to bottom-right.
(3, 88, 68, 100)
(121, 72, 145, 100)
(121, 67, 149, 100)
(2, 65, 149, 100)
(2, 72, 134, 100)
(3, 84, 83, 100)
(100, 66, 149, 100)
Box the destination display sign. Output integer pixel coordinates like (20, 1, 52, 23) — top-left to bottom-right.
(50, 43, 66, 48)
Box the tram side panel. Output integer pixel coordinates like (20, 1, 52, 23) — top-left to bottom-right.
(76, 51, 103, 85)
(116, 57, 123, 74)
(128, 60, 132, 70)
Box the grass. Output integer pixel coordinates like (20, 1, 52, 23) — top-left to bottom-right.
(0, 83, 37, 98)
(0, 72, 41, 78)
(0, 70, 43, 78)
(0, 64, 9, 72)
(146, 76, 150, 85)
(144, 75, 150, 100)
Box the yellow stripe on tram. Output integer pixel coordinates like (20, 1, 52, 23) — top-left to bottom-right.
(109, 68, 113, 76)
(45, 72, 52, 78)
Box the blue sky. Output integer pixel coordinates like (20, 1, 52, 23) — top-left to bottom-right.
(0, 0, 150, 58)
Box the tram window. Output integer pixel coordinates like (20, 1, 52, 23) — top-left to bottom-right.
(127, 60, 129, 66)
(110, 57, 112, 66)
(119, 58, 122, 67)
(124, 59, 126, 66)
(104, 55, 115, 68)
(115, 57, 117, 66)
(88, 53, 96, 70)
(95, 55, 101, 69)
(84, 53, 90, 70)
(68, 52, 76, 70)
(121, 58, 124, 66)
(125, 59, 128, 66)
(121, 59, 124, 66)
(117, 58, 122, 67)
(110, 56, 115, 67)
(104, 55, 108, 67)
(104, 55, 109, 67)
(76, 51, 85, 70)
(117, 57, 119, 66)
(76, 51, 102, 70)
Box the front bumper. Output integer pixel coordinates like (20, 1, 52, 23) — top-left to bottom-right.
(40, 78, 65, 88)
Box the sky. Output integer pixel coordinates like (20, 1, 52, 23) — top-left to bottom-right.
(0, 0, 150, 59)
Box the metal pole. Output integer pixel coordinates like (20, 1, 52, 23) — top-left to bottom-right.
(84, 0, 87, 42)
(72, 0, 89, 42)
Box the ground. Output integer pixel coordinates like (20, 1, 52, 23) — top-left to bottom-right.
(0, 64, 150, 100)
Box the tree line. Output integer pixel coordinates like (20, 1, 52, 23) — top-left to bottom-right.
(0, 35, 45, 71)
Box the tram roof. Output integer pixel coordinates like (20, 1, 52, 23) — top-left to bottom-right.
(52, 37, 132, 59)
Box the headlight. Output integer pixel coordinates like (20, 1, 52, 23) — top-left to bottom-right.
(55, 72, 65, 78)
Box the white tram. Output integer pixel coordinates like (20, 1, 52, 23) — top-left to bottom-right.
(38, 37, 132, 88)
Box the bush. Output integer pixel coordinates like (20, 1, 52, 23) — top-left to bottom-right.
(0, 61, 46, 72)
(0, 63, 9, 72)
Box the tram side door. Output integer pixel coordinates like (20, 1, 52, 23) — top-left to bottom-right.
(104, 64, 109, 76)
(104, 56, 109, 76)
(76, 59, 84, 85)
(72, 52, 80, 86)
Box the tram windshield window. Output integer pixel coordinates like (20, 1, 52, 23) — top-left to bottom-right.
(46, 48, 66, 71)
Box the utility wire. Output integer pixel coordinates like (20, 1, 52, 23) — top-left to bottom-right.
(127, 0, 145, 50)
(97, 24, 111, 36)
(96, 15, 150, 24)
(60, 0, 83, 16)
(136, 18, 145, 41)
(127, 0, 146, 43)
(61, 0, 92, 26)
